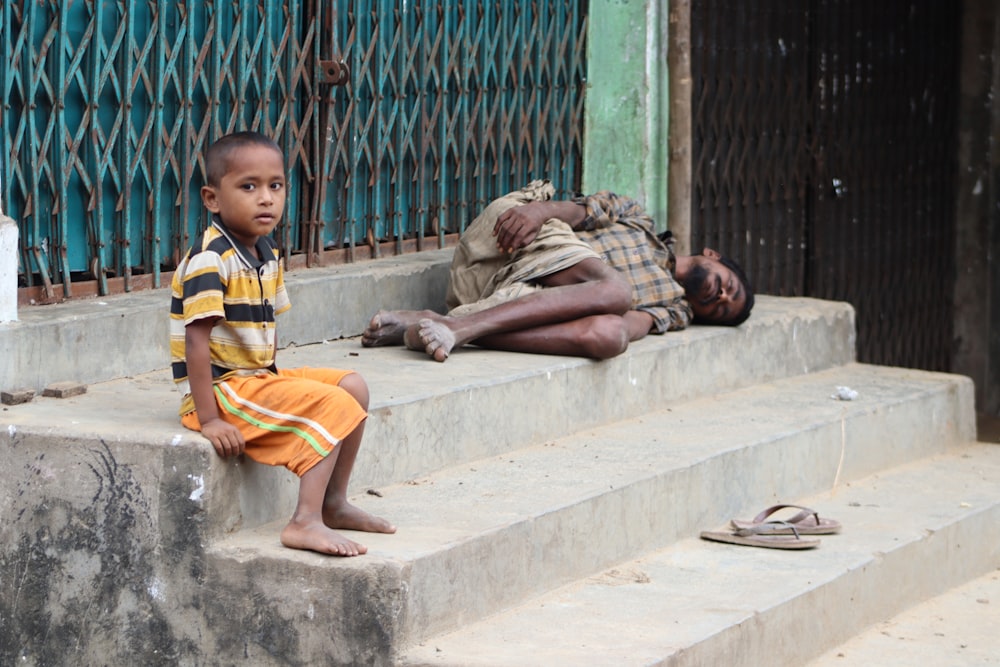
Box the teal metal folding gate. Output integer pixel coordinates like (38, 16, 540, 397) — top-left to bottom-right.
(1, 2, 587, 302)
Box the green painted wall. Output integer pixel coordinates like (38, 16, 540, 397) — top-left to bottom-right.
(583, 0, 670, 229)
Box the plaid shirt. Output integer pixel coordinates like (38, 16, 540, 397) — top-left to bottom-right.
(573, 191, 692, 332)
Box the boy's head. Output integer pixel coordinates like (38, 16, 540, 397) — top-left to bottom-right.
(201, 132, 286, 248)
(204, 131, 283, 186)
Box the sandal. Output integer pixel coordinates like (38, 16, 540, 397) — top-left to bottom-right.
(730, 504, 842, 536)
(700, 521, 821, 550)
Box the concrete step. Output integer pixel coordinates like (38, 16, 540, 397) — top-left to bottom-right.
(0, 295, 861, 536)
(202, 362, 977, 665)
(0, 248, 453, 392)
(397, 443, 1000, 667)
(807, 566, 1000, 666)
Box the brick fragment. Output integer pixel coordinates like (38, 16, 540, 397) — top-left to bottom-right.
(1, 388, 36, 405)
(42, 381, 88, 399)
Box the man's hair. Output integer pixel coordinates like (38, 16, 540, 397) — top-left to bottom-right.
(204, 131, 283, 186)
(658, 230, 755, 326)
(709, 255, 754, 327)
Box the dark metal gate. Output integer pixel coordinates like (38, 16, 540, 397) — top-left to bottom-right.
(690, 0, 961, 371)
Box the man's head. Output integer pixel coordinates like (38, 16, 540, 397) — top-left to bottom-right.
(677, 248, 754, 326)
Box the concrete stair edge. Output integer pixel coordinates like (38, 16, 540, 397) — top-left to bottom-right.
(397, 443, 1000, 667)
(0, 295, 864, 536)
(201, 363, 975, 661)
(0, 248, 453, 392)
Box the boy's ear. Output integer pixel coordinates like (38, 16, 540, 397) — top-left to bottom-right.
(201, 185, 221, 213)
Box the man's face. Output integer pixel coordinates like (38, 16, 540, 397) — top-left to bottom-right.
(680, 255, 747, 324)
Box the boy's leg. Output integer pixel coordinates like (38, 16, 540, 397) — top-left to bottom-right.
(281, 452, 367, 556)
(320, 372, 396, 534)
(210, 369, 393, 556)
(277, 370, 394, 556)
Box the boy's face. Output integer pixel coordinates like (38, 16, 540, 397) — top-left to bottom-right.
(201, 144, 286, 250)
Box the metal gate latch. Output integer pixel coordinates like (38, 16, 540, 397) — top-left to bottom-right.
(319, 60, 350, 85)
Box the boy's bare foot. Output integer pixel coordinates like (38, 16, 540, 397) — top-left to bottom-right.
(362, 310, 435, 347)
(280, 518, 368, 557)
(405, 318, 458, 362)
(323, 500, 397, 534)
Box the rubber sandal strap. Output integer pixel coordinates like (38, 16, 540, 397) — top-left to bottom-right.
(734, 520, 802, 539)
(750, 504, 817, 525)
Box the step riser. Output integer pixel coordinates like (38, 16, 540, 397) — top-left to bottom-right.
(394, 379, 972, 644)
(672, 505, 1000, 667)
(235, 297, 858, 529)
(199, 554, 407, 667)
(200, 369, 972, 661)
(0, 250, 452, 393)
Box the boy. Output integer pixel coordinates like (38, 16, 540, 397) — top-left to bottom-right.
(170, 131, 395, 556)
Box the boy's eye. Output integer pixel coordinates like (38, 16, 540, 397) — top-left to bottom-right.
(270, 181, 284, 190)
(241, 183, 255, 191)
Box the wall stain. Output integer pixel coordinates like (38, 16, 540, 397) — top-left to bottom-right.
(1, 441, 187, 665)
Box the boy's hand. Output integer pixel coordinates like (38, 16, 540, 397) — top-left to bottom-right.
(201, 418, 246, 458)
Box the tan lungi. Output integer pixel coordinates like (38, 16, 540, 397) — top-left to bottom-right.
(445, 180, 600, 316)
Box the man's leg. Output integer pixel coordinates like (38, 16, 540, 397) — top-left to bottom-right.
(404, 257, 632, 360)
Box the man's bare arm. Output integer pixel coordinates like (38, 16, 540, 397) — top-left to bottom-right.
(623, 310, 654, 342)
(493, 200, 588, 252)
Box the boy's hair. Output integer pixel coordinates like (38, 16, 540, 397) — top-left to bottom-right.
(204, 131, 283, 186)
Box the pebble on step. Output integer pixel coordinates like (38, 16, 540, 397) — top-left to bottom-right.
(1, 388, 36, 405)
(41, 381, 87, 399)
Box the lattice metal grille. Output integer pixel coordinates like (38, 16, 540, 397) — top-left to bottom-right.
(691, 0, 960, 371)
(691, 2, 813, 296)
(1, 2, 587, 301)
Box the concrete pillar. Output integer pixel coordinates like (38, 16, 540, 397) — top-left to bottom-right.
(0, 213, 17, 323)
(953, 0, 999, 416)
(583, 0, 670, 237)
(0, 173, 17, 323)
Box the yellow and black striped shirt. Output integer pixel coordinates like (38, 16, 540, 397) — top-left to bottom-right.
(169, 219, 291, 414)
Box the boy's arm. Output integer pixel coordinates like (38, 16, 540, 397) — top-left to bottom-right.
(185, 318, 245, 457)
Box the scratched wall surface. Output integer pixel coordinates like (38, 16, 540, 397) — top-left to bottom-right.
(0, 437, 206, 665)
(0, 2, 587, 301)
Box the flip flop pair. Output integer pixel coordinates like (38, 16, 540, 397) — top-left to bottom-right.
(700, 504, 842, 550)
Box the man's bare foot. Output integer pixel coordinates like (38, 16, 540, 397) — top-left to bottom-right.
(405, 318, 459, 362)
(362, 310, 436, 347)
(280, 517, 368, 557)
(323, 500, 397, 534)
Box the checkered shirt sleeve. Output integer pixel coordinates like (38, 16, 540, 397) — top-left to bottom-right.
(573, 191, 693, 332)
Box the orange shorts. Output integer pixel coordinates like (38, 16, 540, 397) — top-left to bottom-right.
(181, 367, 366, 477)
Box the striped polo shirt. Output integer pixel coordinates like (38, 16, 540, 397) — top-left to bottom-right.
(170, 218, 291, 413)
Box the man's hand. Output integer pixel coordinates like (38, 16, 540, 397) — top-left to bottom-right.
(200, 418, 246, 458)
(493, 202, 549, 253)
